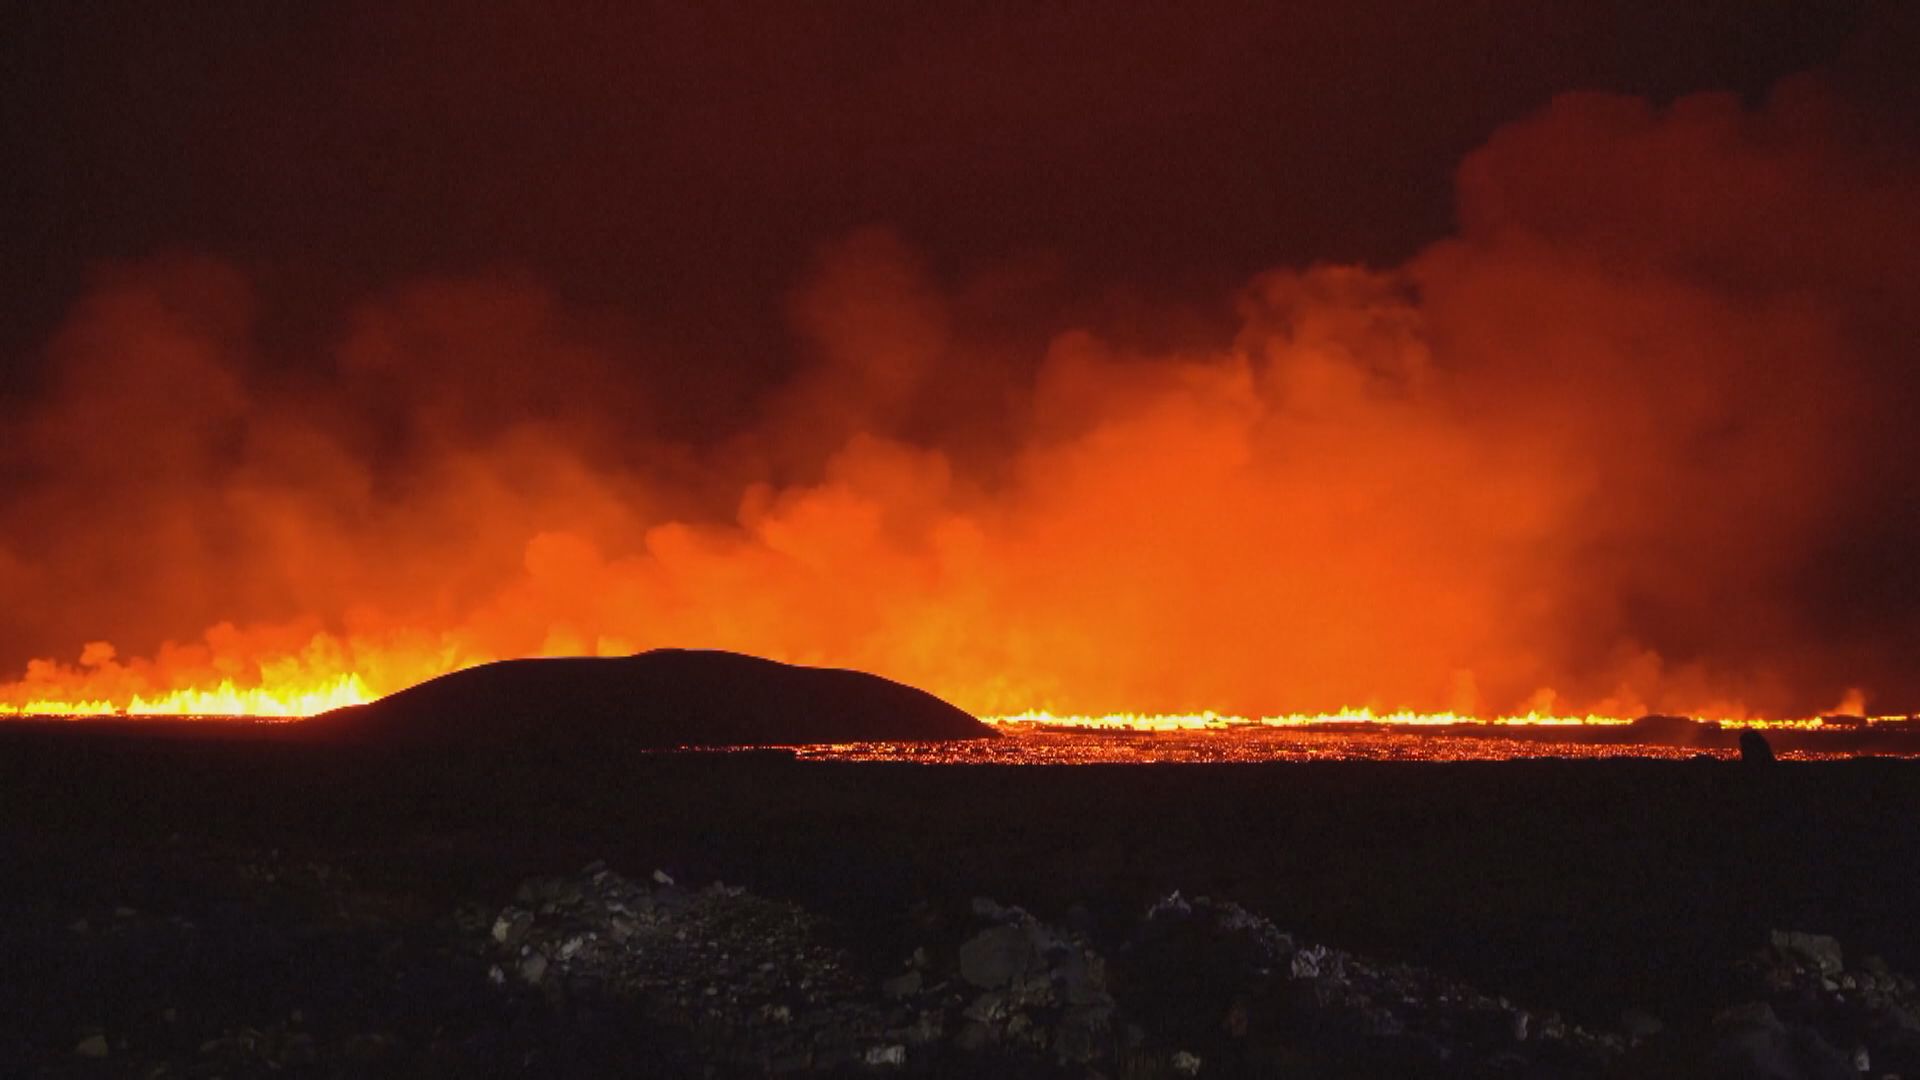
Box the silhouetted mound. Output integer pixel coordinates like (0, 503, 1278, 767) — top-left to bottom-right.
(311, 649, 994, 748)
(1740, 729, 1778, 766)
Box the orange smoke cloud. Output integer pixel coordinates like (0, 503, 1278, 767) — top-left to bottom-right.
(4, 81, 1919, 719)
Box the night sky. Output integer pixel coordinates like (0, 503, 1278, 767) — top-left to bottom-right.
(5, 2, 1896, 383)
(3, 2, 1918, 717)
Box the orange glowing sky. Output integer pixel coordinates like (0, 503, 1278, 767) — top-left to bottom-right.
(4, 6, 1918, 723)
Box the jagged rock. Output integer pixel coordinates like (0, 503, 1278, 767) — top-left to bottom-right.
(962, 991, 1007, 1024)
(518, 951, 548, 985)
(958, 925, 1037, 988)
(1716, 929, 1920, 1080)
(1056, 1004, 1114, 1064)
(490, 907, 533, 945)
(452, 866, 1920, 1078)
(904, 1009, 944, 1045)
(954, 1021, 994, 1052)
(1056, 946, 1106, 1006)
(1115, 891, 1623, 1074)
(33, 827, 1920, 1080)
(970, 896, 1014, 920)
(1771, 930, 1845, 976)
(1008, 967, 1054, 1009)
(1290, 945, 1327, 980)
(476, 865, 887, 1072)
(1711, 1002, 1855, 1080)
(881, 970, 922, 999)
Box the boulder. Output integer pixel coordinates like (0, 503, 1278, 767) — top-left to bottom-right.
(1741, 729, 1778, 765)
(1770, 931, 1845, 977)
(1709, 1003, 1854, 1080)
(959, 925, 1037, 989)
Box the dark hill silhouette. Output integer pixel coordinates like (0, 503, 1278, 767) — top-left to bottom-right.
(306, 649, 994, 748)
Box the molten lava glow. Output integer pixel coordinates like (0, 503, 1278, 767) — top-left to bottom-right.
(0, 649, 404, 718)
(119, 674, 372, 718)
(5, 91, 1920, 727)
(0, 683, 373, 719)
(793, 732, 1890, 765)
(0, 668, 1904, 737)
(983, 710, 1905, 733)
(988, 709, 1643, 730)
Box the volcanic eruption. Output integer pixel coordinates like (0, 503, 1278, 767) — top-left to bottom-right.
(3, 7, 1917, 734)
(14, 9, 1920, 1078)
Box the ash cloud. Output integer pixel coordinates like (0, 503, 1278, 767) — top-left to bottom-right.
(3, 57, 1919, 715)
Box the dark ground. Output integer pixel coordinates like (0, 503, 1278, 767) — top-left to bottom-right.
(2, 723, 1916, 1074)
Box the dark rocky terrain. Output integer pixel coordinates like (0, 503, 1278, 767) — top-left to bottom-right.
(3, 715, 1919, 1076)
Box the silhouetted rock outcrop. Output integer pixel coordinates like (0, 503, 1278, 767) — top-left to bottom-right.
(309, 649, 993, 748)
(1627, 714, 1708, 747)
(1741, 729, 1778, 766)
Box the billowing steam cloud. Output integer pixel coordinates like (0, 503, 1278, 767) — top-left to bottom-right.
(4, 80, 1918, 718)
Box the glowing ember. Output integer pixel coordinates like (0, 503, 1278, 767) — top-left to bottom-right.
(984, 711, 1910, 733)
(0, 660, 387, 718)
(986, 709, 1639, 730)
(0, 638, 452, 719)
(785, 730, 1908, 765)
(4, 19, 1920, 748)
(1, 666, 1908, 740)
(121, 674, 372, 718)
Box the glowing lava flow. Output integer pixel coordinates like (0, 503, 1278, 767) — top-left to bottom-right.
(983, 709, 1634, 731)
(0, 674, 375, 719)
(5, 679, 1904, 735)
(123, 674, 374, 718)
(982, 710, 1908, 732)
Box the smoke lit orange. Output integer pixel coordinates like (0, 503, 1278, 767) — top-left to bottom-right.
(4, 89, 1919, 726)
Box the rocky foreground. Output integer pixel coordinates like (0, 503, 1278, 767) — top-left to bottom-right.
(20, 854, 1920, 1078)
(7, 739, 1920, 1077)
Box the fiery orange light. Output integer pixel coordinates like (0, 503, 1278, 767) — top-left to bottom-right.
(2, 670, 1906, 738)
(119, 674, 373, 718)
(983, 710, 1906, 733)
(0, 640, 414, 719)
(6, 91, 1920, 728)
(986, 709, 1635, 730)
